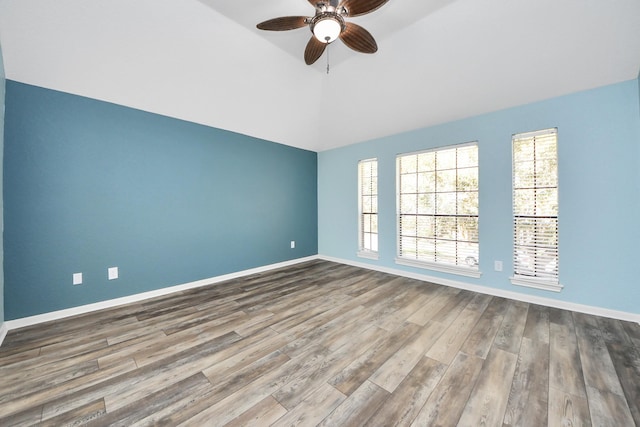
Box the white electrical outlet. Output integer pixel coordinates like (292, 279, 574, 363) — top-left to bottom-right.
(108, 267, 118, 280)
(291, 241, 295, 249)
(494, 261, 503, 272)
(73, 273, 83, 285)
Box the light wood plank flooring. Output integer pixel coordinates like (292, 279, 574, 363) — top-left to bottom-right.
(1, 260, 639, 426)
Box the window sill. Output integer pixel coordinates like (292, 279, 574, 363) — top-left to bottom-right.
(510, 276, 563, 292)
(357, 250, 379, 260)
(395, 257, 482, 278)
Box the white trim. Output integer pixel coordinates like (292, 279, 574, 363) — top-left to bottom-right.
(4, 256, 317, 331)
(357, 250, 379, 260)
(396, 140, 478, 157)
(512, 127, 557, 140)
(512, 128, 560, 286)
(0, 323, 7, 348)
(318, 255, 640, 323)
(3, 254, 638, 341)
(510, 276, 563, 292)
(358, 158, 378, 256)
(396, 143, 480, 280)
(395, 257, 482, 278)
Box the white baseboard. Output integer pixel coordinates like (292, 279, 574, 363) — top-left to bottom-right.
(4, 256, 317, 331)
(318, 255, 640, 324)
(3, 253, 638, 339)
(0, 323, 7, 348)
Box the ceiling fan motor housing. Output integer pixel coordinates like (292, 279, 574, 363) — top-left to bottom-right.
(314, 1, 347, 14)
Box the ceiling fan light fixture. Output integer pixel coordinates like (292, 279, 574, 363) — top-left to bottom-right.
(312, 17, 342, 43)
(256, 0, 389, 65)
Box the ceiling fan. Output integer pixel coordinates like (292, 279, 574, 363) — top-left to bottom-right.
(257, 0, 389, 65)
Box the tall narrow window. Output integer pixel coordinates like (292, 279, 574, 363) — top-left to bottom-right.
(358, 158, 378, 259)
(396, 143, 479, 277)
(512, 128, 561, 291)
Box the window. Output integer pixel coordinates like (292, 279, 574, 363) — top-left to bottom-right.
(511, 128, 561, 291)
(396, 143, 480, 277)
(358, 158, 378, 259)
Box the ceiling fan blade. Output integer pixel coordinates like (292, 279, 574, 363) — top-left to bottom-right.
(256, 16, 308, 31)
(339, 22, 377, 53)
(339, 0, 389, 17)
(304, 36, 327, 65)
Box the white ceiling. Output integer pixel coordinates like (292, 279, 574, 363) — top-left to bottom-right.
(1, 0, 639, 152)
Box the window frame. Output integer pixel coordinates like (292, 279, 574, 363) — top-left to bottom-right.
(395, 142, 481, 278)
(510, 128, 562, 292)
(357, 158, 379, 259)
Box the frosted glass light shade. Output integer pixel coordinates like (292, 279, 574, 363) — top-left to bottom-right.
(313, 18, 341, 43)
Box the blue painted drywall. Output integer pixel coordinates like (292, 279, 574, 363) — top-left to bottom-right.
(319, 79, 640, 314)
(0, 43, 5, 325)
(4, 81, 318, 320)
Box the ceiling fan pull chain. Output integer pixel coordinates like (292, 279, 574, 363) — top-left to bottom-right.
(326, 37, 331, 74)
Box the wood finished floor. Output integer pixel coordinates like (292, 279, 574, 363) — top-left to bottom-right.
(1, 260, 639, 426)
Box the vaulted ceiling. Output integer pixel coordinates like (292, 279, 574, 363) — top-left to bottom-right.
(1, 0, 639, 152)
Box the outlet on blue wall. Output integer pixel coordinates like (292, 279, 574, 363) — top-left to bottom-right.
(319, 79, 640, 315)
(3, 81, 318, 320)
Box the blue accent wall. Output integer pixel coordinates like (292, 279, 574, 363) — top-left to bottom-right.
(319, 79, 640, 314)
(0, 44, 5, 325)
(4, 81, 318, 320)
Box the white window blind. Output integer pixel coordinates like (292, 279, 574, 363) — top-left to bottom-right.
(396, 143, 480, 277)
(358, 158, 378, 258)
(511, 128, 561, 291)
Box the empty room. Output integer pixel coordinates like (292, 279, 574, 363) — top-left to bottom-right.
(0, 0, 639, 425)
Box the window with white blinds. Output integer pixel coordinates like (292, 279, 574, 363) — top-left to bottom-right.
(511, 128, 562, 291)
(358, 158, 378, 259)
(396, 143, 480, 277)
